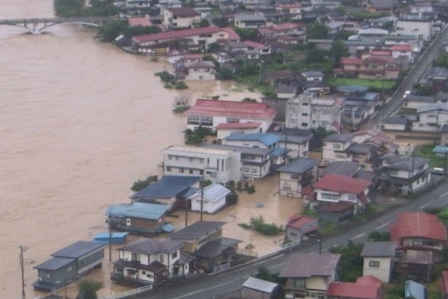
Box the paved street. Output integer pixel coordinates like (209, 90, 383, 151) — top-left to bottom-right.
(134, 180, 448, 299)
(364, 26, 448, 129)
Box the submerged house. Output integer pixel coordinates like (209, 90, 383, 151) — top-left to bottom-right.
(33, 241, 105, 291)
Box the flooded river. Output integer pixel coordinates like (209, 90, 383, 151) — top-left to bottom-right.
(0, 1, 301, 298)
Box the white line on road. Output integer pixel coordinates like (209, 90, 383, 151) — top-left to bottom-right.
(419, 202, 432, 209)
(350, 233, 365, 240)
(375, 222, 389, 230)
(172, 281, 235, 299)
(440, 192, 448, 198)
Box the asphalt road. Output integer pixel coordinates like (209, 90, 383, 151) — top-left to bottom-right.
(364, 25, 448, 129)
(134, 180, 448, 299)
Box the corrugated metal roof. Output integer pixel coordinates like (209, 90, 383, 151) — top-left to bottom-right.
(279, 253, 341, 277)
(405, 280, 426, 299)
(34, 257, 75, 271)
(107, 202, 169, 220)
(361, 242, 396, 257)
(202, 183, 231, 203)
(243, 277, 278, 293)
(51, 241, 105, 259)
(130, 175, 201, 200)
(224, 133, 280, 146)
(277, 158, 319, 174)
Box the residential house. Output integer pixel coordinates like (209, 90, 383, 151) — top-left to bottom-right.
(175, 61, 216, 81)
(242, 277, 279, 299)
(345, 143, 378, 170)
(279, 253, 341, 299)
(398, 249, 435, 282)
(383, 116, 411, 131)
(442, 271, 448, 299)
(33, 241, 105, 291)
(276, 85, 297, 99)
(366, 0, 397, 12)
(412, 103, 448, 132)
(391, 44, 414, 66)
(106, 202, 171, 235)
(319, 161, 362, 178)
(285, 214, 319, 242)
(169, 221, 241, 272)
(185, 99, 277, 133)
(377, 154, 431, 195)
(216, 122, 262, 140)
(285, 93, 342, 132)
(300, 71, 324, 83)
(126, 0, 151, 9)
(111, 238, 193, 286)
(222, 133, 288, 169)
(351, 129, 398, 154)
(200, 143, 274, 179)
(234, 14, 267, 28)
(258, 22, 305, 41)
(264, 69, 297, 86)
(322, 133, 353, 164)
(131, 26, 240, 54)
(327, 276, 383, 299)
(275, 4, 302, 20)
(187, 183, 231, 214)
(309, 174, 372, 223)
(361, 242, 396, 283)
(276, 133, 310, 159)
(396, 16, 433, 41)
(162, 7, 201, 29)
(212, 52, 234, 66)
(335, 57, 399, 80)
(403, 95, 437, 109)
(277, 158, 319, 197)
(420, 67, 448, 94)
(158, 0, 182, 8)
(130, 175, 201, 209)
(244, 40, 271, 55)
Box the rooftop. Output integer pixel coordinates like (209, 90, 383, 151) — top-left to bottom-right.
(286, 214, 319, 233)
(216, 122, 262, 130)
(51, 241, 105, 259)
(192, 237, 241, 258)
(169, 221, 226, 240)
(235, 13, 266, 22)
(118, 238, 183, 254)
(327, 282, 381, 299)
(320, 161, 361, 177)
(106, 202, 169, 220)
(361, 241, 396, 257)
(337, 85, 370, 93)
(389, 212, 447, 242)
(133, 26, 239, 43)
(186, 99, 277, 120)
(130, 175, 201, 200)
(243, 277, 278, 294)
(417, 103, 448, 114)
(279, 253, 340, 278)
(313, 174, 372, 194)
(165, 7, 200, 17)
(345, 143, 376, 154)
(277, 158, 319, 174)
(223, 133, 279, 147)
(34, 257, 75, 271)
(189, 183, 231, 203)
(200, 143, 272, 156)
(323, 133, 352, 143)
(356, 275, 382, 287)
(404, 95, 436, 103)
(381, 154, 429, 171)
(165, 144, 233, 156)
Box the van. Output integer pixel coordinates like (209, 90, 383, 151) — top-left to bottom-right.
(403, 90, 411, 99)
(431, 167, 445, 175)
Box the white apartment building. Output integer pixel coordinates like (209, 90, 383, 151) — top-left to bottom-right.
(162, 145, 242, 183)
(285, 93, 341, 132)
(396, 18, 432, 41)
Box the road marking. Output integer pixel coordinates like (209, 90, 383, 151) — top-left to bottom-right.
(440, 192, 448, 198)
(350, 233, 365, 240)
(172, 281, 234, 299)
(375, 222, 389, 230)
(419, 202, 432, 209)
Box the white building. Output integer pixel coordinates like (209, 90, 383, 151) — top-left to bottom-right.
(361, 242, 396, 283)
(234, 13, 267, 28)
(183, 61, 216, 81)
(185, 99, 277, 133)
(412, 103, 448, 132)
(286, 93, 341, 132)
(162, 7, 201, 29)
(322, 133, 353, 164)
(216, 122, 262, 140)
(188, 183, 231, 213)
(126, 0, 151, 8)
(396, 18, 432, 41)
(162, 145, 242, 183)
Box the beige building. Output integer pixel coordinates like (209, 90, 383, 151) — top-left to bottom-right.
(361, 241, 396, 283)
(162, 7, 201, 29)
(277, 158, 319, 198)
(322, 133, 353, 164)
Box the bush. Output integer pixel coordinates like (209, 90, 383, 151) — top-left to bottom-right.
(302, 207, 317, 217)
(211, 95, 220, 100)
(175, 81, 189, 90)
(202, 179, 212, 188)
(172, 105, 191, 114)
(250, 216, 284, 236)
(131, 175, 158, 192)
(368, 231, 391, 241)
(226, 191, 238, 205)
(246, 185, 256, 194)
(155, 71, 174, 83)
(238, 223, 251, 229)
(329, 241, 363, 282)
(236, 181, 243, 191)
(164, 83, 173, 89)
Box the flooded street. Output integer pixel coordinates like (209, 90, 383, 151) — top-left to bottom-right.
(0, 1, 298, 298)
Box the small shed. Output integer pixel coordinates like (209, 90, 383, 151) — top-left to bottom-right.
(33, 257, 78, 291)
(189, 183, 231, 214)
(242, 277, 278, 299)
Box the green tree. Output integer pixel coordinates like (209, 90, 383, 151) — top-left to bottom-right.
(77, 280, 103, 299)
(123, 25, 162, 38)
(131, 175, 158, 192)
(367, 231, 391, 241)
(242, 97, 257, 102)
(435, 52, 448, 69)
(330, 39, 348, 67)
(96, 21, 127, 42)
(438, 207, 448, 225)
(234, 28, 258, 41)
(255, 266, 286, 285)
(213, 17, 229, 27)
(198, 19, 210, 28)
(306, 22, 329, 39)
(329, 241, 363, 282)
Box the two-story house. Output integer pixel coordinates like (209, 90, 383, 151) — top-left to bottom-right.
(322, 133, 353, 164)
(111, 238, 193, 286)
(275, 4, 302, 20)
(277, 158, 319, 197)
(310, 174, 372, 223)
(377, 154, 431, 195)
(234, 13, 267, 28)
(276, 133, 310, 159)
(222, 133, 288, 170)
(169, 221, 241, 272)
(279, 253, 341, 299)
(185, 99, 277, 133)
(130, 175, 202, 210)
(361, 242, 396, 283)
(336, 57, 399, 80)
(162, 7, 201, 29)
(175, 61, 216, 81)
(413, 103, 448, 132)
(106, 202, 171, 235)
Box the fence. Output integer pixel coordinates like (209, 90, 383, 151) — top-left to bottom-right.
(101, 284, 153, 299)
(213, 263, 230, 273)
(281, 239, 301, 249)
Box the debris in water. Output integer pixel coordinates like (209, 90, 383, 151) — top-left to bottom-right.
(256, 202, 264, 208)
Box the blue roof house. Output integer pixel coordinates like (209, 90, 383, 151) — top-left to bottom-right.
(106, 202, 171, 235)
(33, 241, 105, 291)
(130, 175, 201, 211)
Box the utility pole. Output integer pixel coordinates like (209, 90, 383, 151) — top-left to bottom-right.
(200, 176, 204, 221)
(318, 235, 322, 254)
(185, 198, 189, 227)
(19, 245, 27, 299)
(108, 216, 112, 262)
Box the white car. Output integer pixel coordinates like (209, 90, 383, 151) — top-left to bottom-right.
(403, 90, 411, 99)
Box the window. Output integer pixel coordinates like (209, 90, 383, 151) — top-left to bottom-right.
(66, 267, 72, 272)
(45, 273, 51, 279)
(132, 253, 140, 262)
(160, 254, 164, 263)
(126, 269, 137, 275)
(347, 194, 357, 201)
(146, 273, 154, 278)
(294, 278, 306, 288)
(179, 168, 184, 173)
(167, 167, 172, 172)
(301, 122, 308, 127)
(369, 260, 380, 267)
(226, 117, 239, 123)
(290, 173, 299, 180)
(142, 271, 146, 275)
(199, 158, 204, 163)
(168, 155, 173, 160)
(333, 143, 341, 149)
(172, 252, 178, 259)
(302, 102, 309, 106)
(321, 193, 339, 200)
(302, 113, 308, 116)
(189, 169, 193, 174)
(251, 167, 258, 173)
(243, 167, 250, 172)
(199, 170, 204, 175)
(189, 157, 194, 162)
(187, 115, 213, 126)
(210, 172, 217, 178)
(283, 182, 291, 190)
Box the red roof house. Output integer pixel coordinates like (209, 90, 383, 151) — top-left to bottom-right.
(286, 214, 319, 233)
(216, 122, 262, 130)
(356, 275, 382, 287)
(313, 174, 372, 195)
(327, 281, 383, 299)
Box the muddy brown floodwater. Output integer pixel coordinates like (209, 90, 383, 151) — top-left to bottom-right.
(0, 1, 301, 298)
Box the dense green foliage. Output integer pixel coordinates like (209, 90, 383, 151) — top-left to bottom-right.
(234, 27, 258, 41)
(54, 0, 118, 17)
(306, 22, 329, 39)
(329, 241, 363, 282)
(239, 216, 284, 235)
(435, 52, 448, 69)
(131, 175, 158, 192)
(255, 266, 286, 285)
(414, 144, 447, 168)
(367, 231, 391, 241)
(184, 126, 212, 145)
(77, 280, 103, 299)
(198, 19, 211, 28)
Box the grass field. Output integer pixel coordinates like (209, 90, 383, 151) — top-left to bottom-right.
(328, 77, 396, 90)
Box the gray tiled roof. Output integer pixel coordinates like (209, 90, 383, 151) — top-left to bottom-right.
(118, 238, 183, 254)
(276, 133, 309, 144)
(353, 170, 376, 181)
(130, 176, 201, 200)
(169, 221, 226, 240)
(279, 253, 341, 278)
(323, 133, 352, 143)
(383, 116, 409, 124)
(34, 257, 75, 271)
(235, 14, 266, 22)
(243, 277, 278, 293)
(345, 143, 376, 154)
(361, 241, 396, 257)
(404, 95, 435, 103)
(51, 241, 105, 259)
(381, 154, 429, 171)
(320, 161, 360, 177)
(277, 158, 319, 174)
(192, 237, 241, 258)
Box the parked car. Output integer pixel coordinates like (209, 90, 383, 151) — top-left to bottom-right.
(403, 90, 411, 99)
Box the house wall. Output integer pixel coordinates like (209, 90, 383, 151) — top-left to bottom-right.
(126, 216, 162, 232)
(162, 9, 201, 29)
(392, 50, 412, 59)
(286, 226, 303, 241)
(176, 228, 223, 253)
(286, 97, 312, 129)
(401, 237, 444, 251)
(306, 276, 327, 291)
(217, 127, 261, 140)
(185, 68, 215, 81)
(396, 20, 432, 41)
(403, 100, 431, 109)
(37, 260, 78, 285)
(383, 123, 406, 131)
(242, 159, 271, 179)
(242, 287, 273, 299)
(278, 141, 308, 158)
(191, 195, 226, 213)
(77, 247, 105, 275)
(413, 110, 448, 132)
(363, 256, 393, 283)
(186, 115, 273, 134)
(322, 141, 353, 163)
(279, 171, 302, 197)
(119, 248, 180, 276)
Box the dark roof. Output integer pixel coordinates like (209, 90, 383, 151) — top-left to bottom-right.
(301, 70, 324, 77)
(282, 127, 313, 137)
(166, 7, 200, 17)
(200, 144, 272, 156)
(130, 176, 201, 200)
(169, 221, 226, 240)
(323, 133, 352, 143)
(436, 92, 448, 102)
(276, 133, 310, 144)
(34, 257, 75, 271)
(177, 253, 196, 265)
(192, 237, 241, 258)
(353, 170, 377, 181)
(361, 242, 396, 257)
(383, 116, 409, 124)
(279, 254, 340, 278)
(320, 161, 360, 177)
(51, 241, 105, 259)
(345, 143, 376, 154)
(114, 259, 166, 273)
(118, 238, 183, 254)
(369, 0, 396, 9)
(276, 85, 297, 94)
(318, 201, 355, 212)
(404, 95, 436, 103)
(277, 158, 319, 174)
(381, 154, 429, 171)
